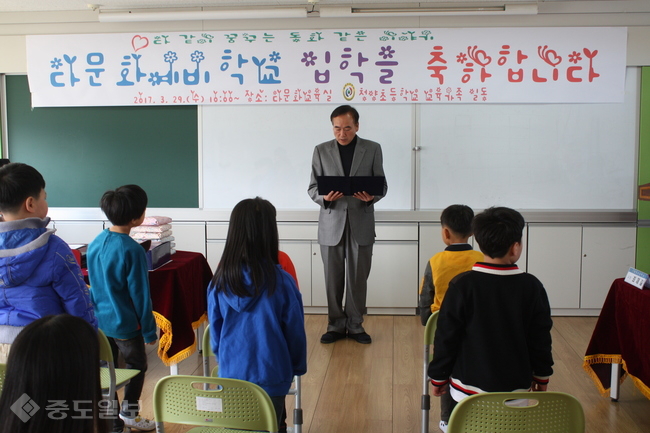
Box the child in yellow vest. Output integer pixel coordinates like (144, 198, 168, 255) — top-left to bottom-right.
(418, 204, 483, 432)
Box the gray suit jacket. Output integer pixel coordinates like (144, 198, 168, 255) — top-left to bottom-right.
(308, 137, 387, 246)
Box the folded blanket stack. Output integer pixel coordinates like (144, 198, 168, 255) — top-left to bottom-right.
(131, 216, 177, 254)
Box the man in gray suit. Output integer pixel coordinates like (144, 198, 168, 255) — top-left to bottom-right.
(308, 105, 387, 344)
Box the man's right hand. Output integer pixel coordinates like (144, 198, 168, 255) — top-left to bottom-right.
(324, 191, 344, 202)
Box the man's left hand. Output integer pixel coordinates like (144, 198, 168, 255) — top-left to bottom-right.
(353, 191, 374, 202)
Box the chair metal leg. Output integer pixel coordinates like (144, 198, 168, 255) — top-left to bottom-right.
(610, 362, 621, 401)
(293, 375, 302, 433)
(197, 322, 204, 353)
(202, 351, 210, 377)
(421, 345, 431, 433)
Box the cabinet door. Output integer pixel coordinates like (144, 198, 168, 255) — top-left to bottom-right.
(527, 225, 582, 309)
(310, 241, 419, 309)
(311, 242, 327, 307)
(52, 221, 104, 244)
(279, 241, 312, 307)
(367, 241, 419, 308)
(581, 225, 636, 309)
(172, 222, 206, 256)
(419, 223, 445, 282)
(206, 240, 225, 274)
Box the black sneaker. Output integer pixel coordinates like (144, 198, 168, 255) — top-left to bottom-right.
(320, 331, 346, 344)
(348, 332, 372, 344)
(111, 419, 125, 433)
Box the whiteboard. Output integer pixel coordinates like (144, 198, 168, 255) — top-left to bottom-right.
(202, 104, 413, 210)
(418, 68, 639, 210)
(201, 68, 638, 211)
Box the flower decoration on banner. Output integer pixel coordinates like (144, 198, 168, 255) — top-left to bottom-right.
(301, 51, 317, 67)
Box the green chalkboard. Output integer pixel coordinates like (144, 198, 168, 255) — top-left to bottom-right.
(5, 75, 198, 207)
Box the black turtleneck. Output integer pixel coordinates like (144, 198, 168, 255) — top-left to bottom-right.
(337, 136, 357, 177)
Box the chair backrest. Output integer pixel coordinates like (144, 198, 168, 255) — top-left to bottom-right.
(153, 375, 278, 433)
(97, 329, 140, 400)
(424, 311, 440, 348)
(421, 310, 440, 433)
(97, 329, 117, 398)
(0, 362, 6, 395)
(203, 324, 215, 359)
(97, 329, 114, 364)
(447, 392, 585, 433)
(202, 324, 219, 377)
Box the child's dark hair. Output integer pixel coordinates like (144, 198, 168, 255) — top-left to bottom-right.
(472, 207, 525, 259)
(0, 314, 108, 433)
(440, 204, 475, 238)
(330, 104, 359, 123)
(100, 184, 147, 226)
(213, 197, 279, 298)
(0, 163, 45, 214)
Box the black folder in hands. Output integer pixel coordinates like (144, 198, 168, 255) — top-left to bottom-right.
(317, 176, 386, 196)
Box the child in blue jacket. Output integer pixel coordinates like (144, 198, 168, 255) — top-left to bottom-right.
(0, 163, 97, 362)
(208, 197, 307, 433)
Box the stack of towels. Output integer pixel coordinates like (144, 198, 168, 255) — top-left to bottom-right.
(130, 216, 176, 255)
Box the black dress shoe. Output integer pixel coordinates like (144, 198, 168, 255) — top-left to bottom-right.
(320, 331, 346, 344)
(348, 332, 372, 344)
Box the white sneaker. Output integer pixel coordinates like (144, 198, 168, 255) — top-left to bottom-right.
(119, 414, 155, 431)
(439, 420, 448, 433)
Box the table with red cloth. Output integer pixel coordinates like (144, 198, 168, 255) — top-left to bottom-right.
(149, 251, 213, 367)
(583, 278, 650, 400)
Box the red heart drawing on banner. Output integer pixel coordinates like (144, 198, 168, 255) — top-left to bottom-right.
(132, 35, 149, 52)
(474, 51, 491, 66)
(546, 51, 562, 66)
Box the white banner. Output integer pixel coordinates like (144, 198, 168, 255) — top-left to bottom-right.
(26, 27, 627, 107)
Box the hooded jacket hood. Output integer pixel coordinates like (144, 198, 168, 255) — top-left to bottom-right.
(0, 216, 97, 330)
(219, 267, 265, 313)
(0, 217, 54, 288)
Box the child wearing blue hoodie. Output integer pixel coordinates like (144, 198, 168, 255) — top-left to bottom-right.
(208, 197, 307, 433)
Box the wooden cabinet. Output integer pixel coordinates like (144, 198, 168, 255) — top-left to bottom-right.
(367, 241, 418, 309)
(49, 217, 636, 315)
(369, 224, 419, 310)
(580, 225, 636, 309)
(171, 222, 206, 256)
(527, 224, 636, 311)
(206, 223, 228, 273)
(278, 240, 313, 307)
(527, 224, 583, 309)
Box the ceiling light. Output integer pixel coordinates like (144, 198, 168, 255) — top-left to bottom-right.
(319, 4, 538, 18)
(98, 7, 308, 22)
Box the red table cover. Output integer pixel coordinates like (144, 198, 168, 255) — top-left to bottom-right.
(583, 278, 650, 399)
(149, 251, 213, 366)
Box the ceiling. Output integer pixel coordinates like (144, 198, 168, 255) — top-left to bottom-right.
(0, 0, 589, 13)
